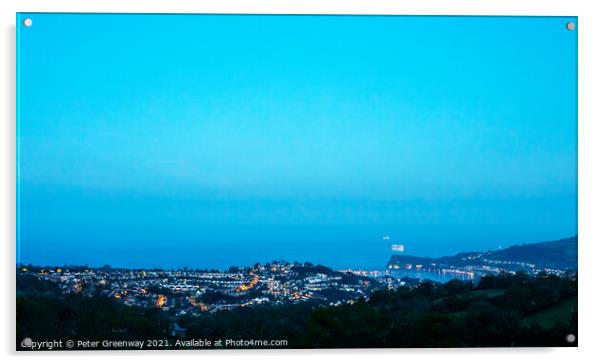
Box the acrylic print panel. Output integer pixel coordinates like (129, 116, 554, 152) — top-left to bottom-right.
(16, 13, 577, 350)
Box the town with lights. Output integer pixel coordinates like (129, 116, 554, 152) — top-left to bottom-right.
(17, 261, 400, 317)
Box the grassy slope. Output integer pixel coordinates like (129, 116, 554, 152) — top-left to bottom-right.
(467, 289, 505, 299)
(525, 297, 577, 329)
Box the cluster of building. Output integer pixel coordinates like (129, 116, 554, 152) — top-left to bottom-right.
(18, 262, 407, 316)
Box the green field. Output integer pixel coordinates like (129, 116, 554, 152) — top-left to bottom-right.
(467, 289, 506, 299)
(526, 297, 577, 329)
(435, 288, 506, 304)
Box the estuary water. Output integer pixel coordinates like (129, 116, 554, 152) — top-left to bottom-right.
(389, 269, 474, 283)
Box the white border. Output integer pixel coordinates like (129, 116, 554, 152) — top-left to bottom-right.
(2, 1, 601, 363)
(1, 0, 588, 16)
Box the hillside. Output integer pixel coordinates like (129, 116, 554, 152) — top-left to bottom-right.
(486, 236, 577, 269)
(388, 236, 577, 272)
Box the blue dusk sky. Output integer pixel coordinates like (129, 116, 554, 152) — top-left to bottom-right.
(17, 14, 577, 269)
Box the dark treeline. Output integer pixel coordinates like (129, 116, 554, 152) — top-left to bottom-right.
(17, 272, 577, 349)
